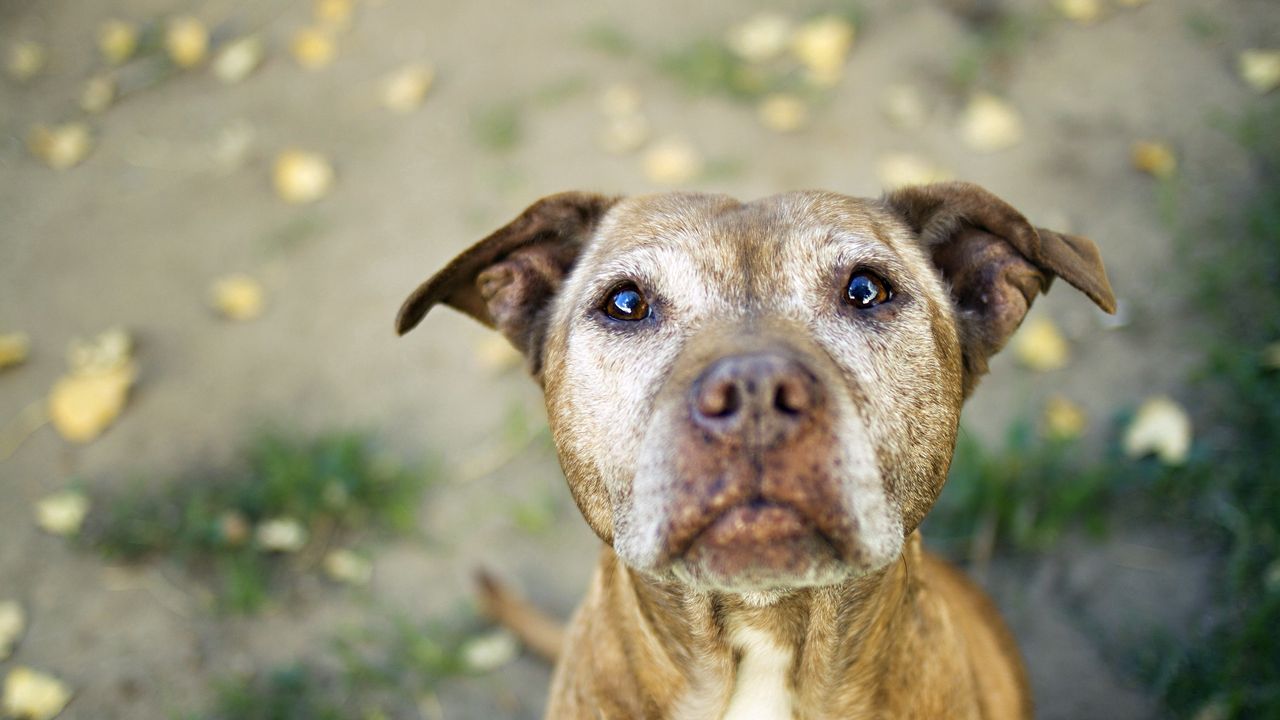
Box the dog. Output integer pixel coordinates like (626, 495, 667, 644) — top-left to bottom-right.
(396, 182, 1115, 719)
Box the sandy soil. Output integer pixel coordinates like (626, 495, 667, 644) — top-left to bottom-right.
(1, 0, 1275, 717)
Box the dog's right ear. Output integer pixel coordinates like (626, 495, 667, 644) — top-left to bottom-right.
(396, 192, 618, 365)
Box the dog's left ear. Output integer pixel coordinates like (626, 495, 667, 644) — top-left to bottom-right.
(884, 181, 1116, 395)
(396, 192, 618, 369)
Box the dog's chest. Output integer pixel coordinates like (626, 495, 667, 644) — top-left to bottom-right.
(719, 626, 795, 720)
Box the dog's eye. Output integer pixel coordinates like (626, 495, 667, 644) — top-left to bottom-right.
(604, 284, 651, 321)
(845, 270, 892, 309)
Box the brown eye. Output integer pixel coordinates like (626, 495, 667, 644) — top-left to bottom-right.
(846, 270, 892, 309)
(604, 284, 650, 321)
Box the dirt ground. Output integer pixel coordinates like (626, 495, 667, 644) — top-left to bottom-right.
(2, 0, 1276, 717)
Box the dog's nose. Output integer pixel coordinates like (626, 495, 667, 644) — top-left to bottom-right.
(691, 353, 820, 446)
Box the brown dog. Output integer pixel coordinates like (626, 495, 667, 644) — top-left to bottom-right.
(397, 182, 1115, 719)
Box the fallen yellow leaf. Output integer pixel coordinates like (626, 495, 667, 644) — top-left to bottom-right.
(598, 83, 642, 117)
(0, 601, 24, 661)
(315, 0, 354, 30)
(67, 327, 132, 375)
(726, 12, 792, 63)
(757, 93, 809, 133)
(256, 517, 308, 552)
(882, 83, 928, 130)
(597, 113, 651, 155)
(323, 549, 373, 585)
(34, 490, 90, 536)
(1264, 341, 1280, 370)
(5, 40, 46, 82)
(0, 333, 30, 370)
(1238, 49, 1280, 94)
(1124, 396, 1192, 465)
(381, 63, 435, 112)
(642, 138, 703, 185)
(2, 667, 71, 720)
(27, 124, 93, 171)
(48, 363, 136, 442)
(210, 274, 265, 321)
(98, 20, 138, 65)
(1042, 394, 1087, 440)
(475, 335, 523, 372)
(1014, 316, 1069, 372)
(1132, 140, 1177, 179)
(460, 630, 519, 673)
(791, 15, 854, 86)
(213, 36, 264, 84)
(961, 93, 1024, 153)
(165, 16, 209, 68)
(1055, 0, 1102, 24)
(80, 75, 116, 114)
(876, 153, 952, 189)
(291, 27, 336, 70)
(273, 150, 335, 204)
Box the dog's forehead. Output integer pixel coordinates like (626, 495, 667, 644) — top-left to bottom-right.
(591, 191, 898, 258)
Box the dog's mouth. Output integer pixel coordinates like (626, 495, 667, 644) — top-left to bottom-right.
(670, 498, 848, 590)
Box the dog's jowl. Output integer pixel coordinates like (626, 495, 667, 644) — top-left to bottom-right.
(398, 182, 1115, 719)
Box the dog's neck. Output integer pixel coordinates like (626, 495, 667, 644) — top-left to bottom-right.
(605, 533, 924, 717)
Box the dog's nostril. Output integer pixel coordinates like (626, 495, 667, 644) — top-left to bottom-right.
(773, 379, 811, 415)
(699, 382, 741, 418)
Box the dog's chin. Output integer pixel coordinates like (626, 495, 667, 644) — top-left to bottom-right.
(663, 503, 859, 593)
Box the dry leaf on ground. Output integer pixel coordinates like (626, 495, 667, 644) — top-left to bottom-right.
(291, 27, 336, 70)
(598, 83, 642, 117)
(642, 138, 703, 185)
(882, 84, 928, 130)
(165, 16, 209, 68)
(323, 549, 373, 585)
(6, 41, 46, 82)
(80, 75, 116, 114)
(757, 93, 809, 133)
(598, 114, 650, 155)
(210, 274, 265, 321)
(98, 20, 138, 65)
(315, 0, 354, 30)
(461, 630, 519, 673)
(0, 333, 30, 370)
(27, 124, 93, 171)
(213, 36, 264, 84)
(792, 15, 855, 86)
(876, 153, 952, 189)
(1238, 50, 1280, 94)
(381, 63, 435, 112)
(961, 93, 1024, 153)
(1132, 140, 1177, 178)
(1263, 341, 1280, 370)
(725, 12, 792, 63)
(273, 150, 334, 204)
(1042, 394, 1087, 440)
(34, 491, 90, 536)
(49, 363, 136, 442)
(256, 517, 308, 552)
(1014, 316, 1069, 371)
(0, 602, 24, 661)
(2, 667, 71, 720)
(1124, 396, 1192, 465)
(1055, 0, 1102, 24)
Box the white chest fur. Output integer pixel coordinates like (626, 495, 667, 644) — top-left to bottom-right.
(721, 626, 795, 720)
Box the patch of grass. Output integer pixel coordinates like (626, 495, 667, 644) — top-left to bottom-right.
(1133, 99, 1280, 719)
(659, 37, 795, 102)
(579, 23, 635, 57)
(948, 9, 1050, 93)
(471, 102, 523, 153)
(198, 666, 350, 720)
(83, 432, 430, 613)
(926, 422, 1110, 559)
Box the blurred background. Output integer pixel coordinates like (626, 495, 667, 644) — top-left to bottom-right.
(1, 0, 1277, 718)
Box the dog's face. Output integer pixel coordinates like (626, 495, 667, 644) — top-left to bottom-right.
(398, 183, 1115, 593)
